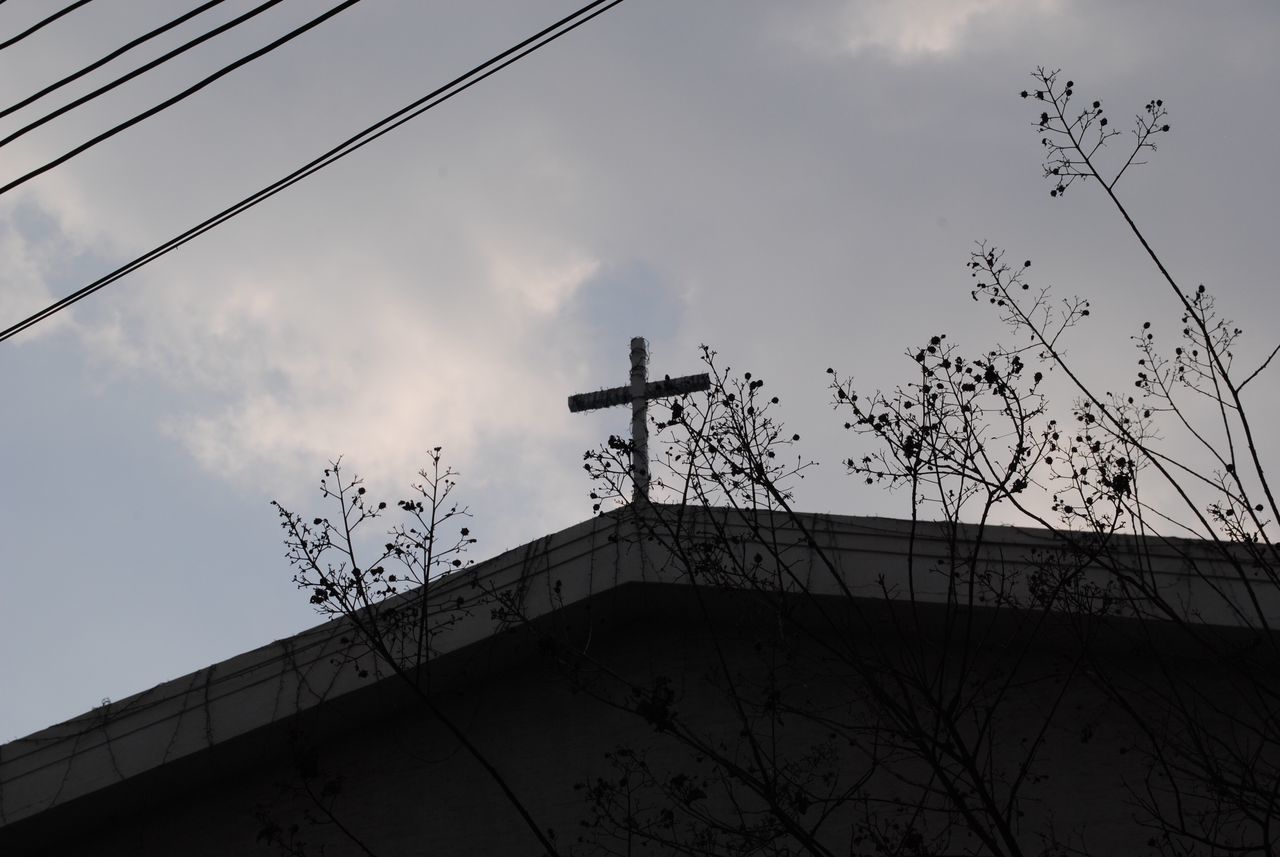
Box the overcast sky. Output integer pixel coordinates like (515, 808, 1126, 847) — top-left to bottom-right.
(2, 0, 1277, 742)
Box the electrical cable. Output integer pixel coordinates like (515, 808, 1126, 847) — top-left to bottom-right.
(2, 0, 279, 135)
(0, 0, 96, 51)
(0, 0, 231, 121)
(0, 0, 349, 187)
(0, 0, 625, 343)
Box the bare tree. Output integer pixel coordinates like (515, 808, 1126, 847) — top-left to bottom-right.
(265, 69, 1278, 857)
(567, 69, 1278, 856)
(573, 348, 1089, 857)
(1004, 68, 1280, 855)
(266, 449, 566, 857)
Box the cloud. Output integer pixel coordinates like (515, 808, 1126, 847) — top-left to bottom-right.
(0, 193, 121, 342)
(61, 217, 604, 503)
(1, 50, 610, 500)
(782, 0, 1061, 60)
(0, 209, 59, 338)
(480, 237, 599, 316)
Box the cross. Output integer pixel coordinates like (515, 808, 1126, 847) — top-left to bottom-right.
(569, 337, 710, 503)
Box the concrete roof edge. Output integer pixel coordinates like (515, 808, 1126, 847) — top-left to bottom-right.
(0, 510, 621, 827)
(1, 505, 1271, 828)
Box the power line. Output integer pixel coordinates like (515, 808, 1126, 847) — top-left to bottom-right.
(0, 0, 357, 193)
(2, 0, 278, 134)
(0, 0, 231, 121)
(0, 0, 626, 344)
(0, 0, 96, 51)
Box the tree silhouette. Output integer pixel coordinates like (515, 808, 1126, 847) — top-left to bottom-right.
(570, 68, 1279, 856)
(268, 69, 1279, 857)
(268, 450, 565, 857)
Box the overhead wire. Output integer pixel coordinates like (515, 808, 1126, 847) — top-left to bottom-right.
(0, 0, 356, 193)
(0, 0, 231, 121)
(0, 0, 626, 343)
(0, 0, 96, 51)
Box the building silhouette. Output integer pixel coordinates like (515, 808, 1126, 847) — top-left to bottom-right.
(1, 505, 1275, 855)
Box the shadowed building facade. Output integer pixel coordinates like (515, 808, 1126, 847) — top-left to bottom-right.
(1, 506, 1274, 856)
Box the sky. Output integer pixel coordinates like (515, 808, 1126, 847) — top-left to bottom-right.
(2, 0, 1278, 742)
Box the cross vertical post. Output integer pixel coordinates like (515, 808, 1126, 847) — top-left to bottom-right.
(568, 337, 711, 504)
(630, 337, 649, 500)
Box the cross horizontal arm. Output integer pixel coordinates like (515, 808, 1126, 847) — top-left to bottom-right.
(567, 385, 629, 412)
(567, 372, 710, 413)
(646, 372, 711, 399)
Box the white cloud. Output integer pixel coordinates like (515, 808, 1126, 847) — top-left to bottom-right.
(783, 0, 1061, 60)
(483, 240, 599, 316)
(70, 223, 603, 502)
(0, 190, 120, 342)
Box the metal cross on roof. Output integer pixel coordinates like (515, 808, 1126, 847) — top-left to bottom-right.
(568, 337, 710, 503)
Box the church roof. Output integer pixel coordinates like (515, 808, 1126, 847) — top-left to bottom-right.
(1, 505, 1270, 841)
